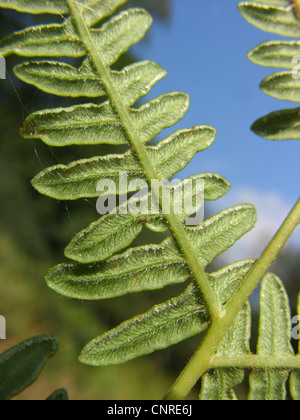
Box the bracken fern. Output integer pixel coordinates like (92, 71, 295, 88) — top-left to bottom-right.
(0, 0, 299, 400)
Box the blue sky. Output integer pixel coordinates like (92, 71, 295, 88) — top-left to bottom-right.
(132, 0, 300, 256)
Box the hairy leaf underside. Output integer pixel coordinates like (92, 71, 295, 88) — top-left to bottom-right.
(200, 274, 299, 401)
(1, 0, 299, 400)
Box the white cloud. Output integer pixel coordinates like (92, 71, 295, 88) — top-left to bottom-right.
(210, 188, 300, 264)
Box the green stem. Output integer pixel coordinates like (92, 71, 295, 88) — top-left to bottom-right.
(165, 198, 300, 400)
(211, 355, 300, 370)
(67, 0, 222, 320)
(225, 197, 300, 314)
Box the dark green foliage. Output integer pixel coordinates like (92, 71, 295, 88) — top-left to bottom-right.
(0, 335, 64, 400)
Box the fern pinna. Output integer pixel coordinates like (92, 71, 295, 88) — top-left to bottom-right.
(0, 0, 299, 400)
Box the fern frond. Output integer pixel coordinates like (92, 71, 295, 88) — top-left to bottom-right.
(239, 0, 300, 140)
(235, 6, 300, 398)
(0, 0, 259, 360)
(1, 0, 299, 401)
(248, 274, 294, 400)
(200, 274, 300, 401)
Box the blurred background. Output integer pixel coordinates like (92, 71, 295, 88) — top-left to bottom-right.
(0, 0, 299, 400)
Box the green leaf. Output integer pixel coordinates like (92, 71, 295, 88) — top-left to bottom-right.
(252, 107, 300, 140)
(0, 21, 83, 58)
(0, 0, 127, 28)
(0, 335, 59, 400)
(0, 0, 69, 15)
(23, 92, 189, 147)
(249, 274, 294, 401)
(199, 173, 231, 201)
(31, 125, 215, 199)
(150, 126, 215, 179)
(87, 9, 152, 66)
(66, 212, 143, 264)
(200, 303, 251, 400)
(248, 40, 300, 69)
(0, 9, 151, 60)
(200, 370, 243, 400)
(261, 72, 300, 103)
(79, 261, 253, 366)
(238, 3, 300, 37)
(291, 371, 300, 400)
(186, 204, 256, 267)
(290, 293, 300, 401)
(80, 283, 209, 367)
(82, 0, 128, 27)
(32, 150, 141, 199)
(48, 239, 186, 300)
(23, 101, 124, 146)
(65, 173, 230, 263)
(14, 60, 166, 101)
(46, 205, 256, 300)
(46, 388, 69, 401)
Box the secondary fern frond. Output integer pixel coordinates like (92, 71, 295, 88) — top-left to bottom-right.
(239, 0, 300, 140)
(200, 274, 300, 401)
(200, 302, 251, 401)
